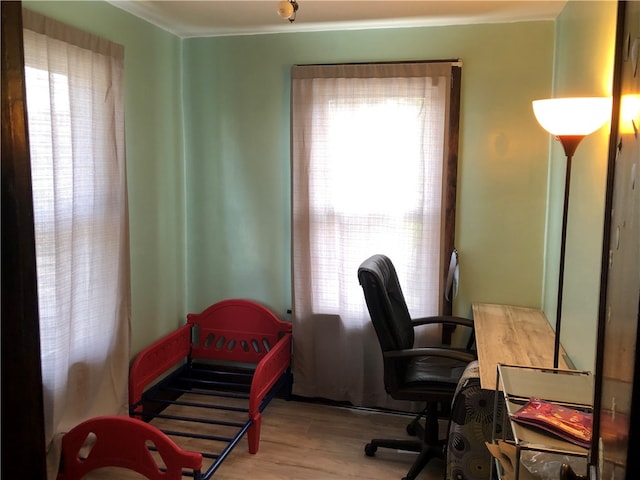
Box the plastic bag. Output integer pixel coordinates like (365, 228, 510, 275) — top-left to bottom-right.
(521, 451, 587, 480)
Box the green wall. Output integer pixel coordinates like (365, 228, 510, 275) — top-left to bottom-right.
(541, 1, 617, 371)
(23, 1, 187, 356)
(21, 1, 618, 372)
(183, 22, 555, 321)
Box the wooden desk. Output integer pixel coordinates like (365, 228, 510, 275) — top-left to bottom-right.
(472, 303, 570, 389)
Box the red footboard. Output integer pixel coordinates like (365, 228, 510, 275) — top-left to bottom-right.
(57, 416, 202, 480)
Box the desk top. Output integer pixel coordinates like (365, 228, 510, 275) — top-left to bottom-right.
(472, 303, 570, 389)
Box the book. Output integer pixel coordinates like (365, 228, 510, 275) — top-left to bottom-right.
(510, 397, 592, 448)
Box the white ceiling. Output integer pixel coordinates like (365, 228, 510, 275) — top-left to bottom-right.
(107, 0, 568, 38)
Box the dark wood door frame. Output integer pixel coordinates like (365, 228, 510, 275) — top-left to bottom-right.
(1, 1, 48, 478)
(592, 1, 640, 479)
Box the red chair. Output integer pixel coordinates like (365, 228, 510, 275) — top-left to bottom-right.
(57, 415, 202, 480)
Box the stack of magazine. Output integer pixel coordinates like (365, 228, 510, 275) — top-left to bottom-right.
(511, 398, 592, 448)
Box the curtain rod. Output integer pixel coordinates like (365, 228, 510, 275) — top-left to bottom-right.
(293, 58, 461, 68)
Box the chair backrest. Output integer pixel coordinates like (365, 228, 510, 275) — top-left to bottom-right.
(357, 254, 415, 352)
(57, 415, 202, 480)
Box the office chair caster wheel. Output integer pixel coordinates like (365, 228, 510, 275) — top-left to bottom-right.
(406, 420, 418, 436)
(364, 443, 377, 456)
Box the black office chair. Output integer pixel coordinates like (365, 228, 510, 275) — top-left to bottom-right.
(357, 254, 477, 480)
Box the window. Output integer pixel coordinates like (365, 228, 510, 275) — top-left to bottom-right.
(22, 9, 130, 476)
(290, 62, 461, 407)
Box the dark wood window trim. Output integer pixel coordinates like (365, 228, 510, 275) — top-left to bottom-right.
(442, 65, 462, 344)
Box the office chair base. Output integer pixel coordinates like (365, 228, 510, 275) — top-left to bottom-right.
(364, 438, 445, 480)
(406, 417, 420, 436)
(364, 439, 422, 456)
(365, 411, 445, 479)
(403, 443, 445, 480)
(364, 437, 445, 480)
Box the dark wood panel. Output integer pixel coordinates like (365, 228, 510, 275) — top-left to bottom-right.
(593, 2, 640, 479)
(1, 1, 47, 478)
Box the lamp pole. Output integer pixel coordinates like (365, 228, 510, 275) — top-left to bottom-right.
(554, 135, 584, 368)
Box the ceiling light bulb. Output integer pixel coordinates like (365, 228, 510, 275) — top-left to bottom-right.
(277, 1, 294, 19)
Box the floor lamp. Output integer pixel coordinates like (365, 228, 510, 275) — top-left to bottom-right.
(532, 97, 612, 368)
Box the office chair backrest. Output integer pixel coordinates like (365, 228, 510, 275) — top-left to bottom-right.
(357, 254, 415, 352)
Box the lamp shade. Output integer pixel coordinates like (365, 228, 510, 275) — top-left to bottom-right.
(532, 97, 612, 136)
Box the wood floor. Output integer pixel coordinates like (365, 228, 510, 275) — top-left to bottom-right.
(84, 398, 447, 480)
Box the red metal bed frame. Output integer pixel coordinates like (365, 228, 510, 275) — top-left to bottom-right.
(127, 299, 293, 478)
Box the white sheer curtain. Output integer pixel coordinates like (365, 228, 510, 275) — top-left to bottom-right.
(291, 62, 455, 409)
(22, 10, 130, 478)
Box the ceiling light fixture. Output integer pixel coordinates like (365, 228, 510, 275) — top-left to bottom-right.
(277, 0, 299, 23)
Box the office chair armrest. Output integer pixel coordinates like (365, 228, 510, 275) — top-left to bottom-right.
(411, 316, 473, 329)
(412, 316, 476, 350)
(384, 347, 477, 363)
